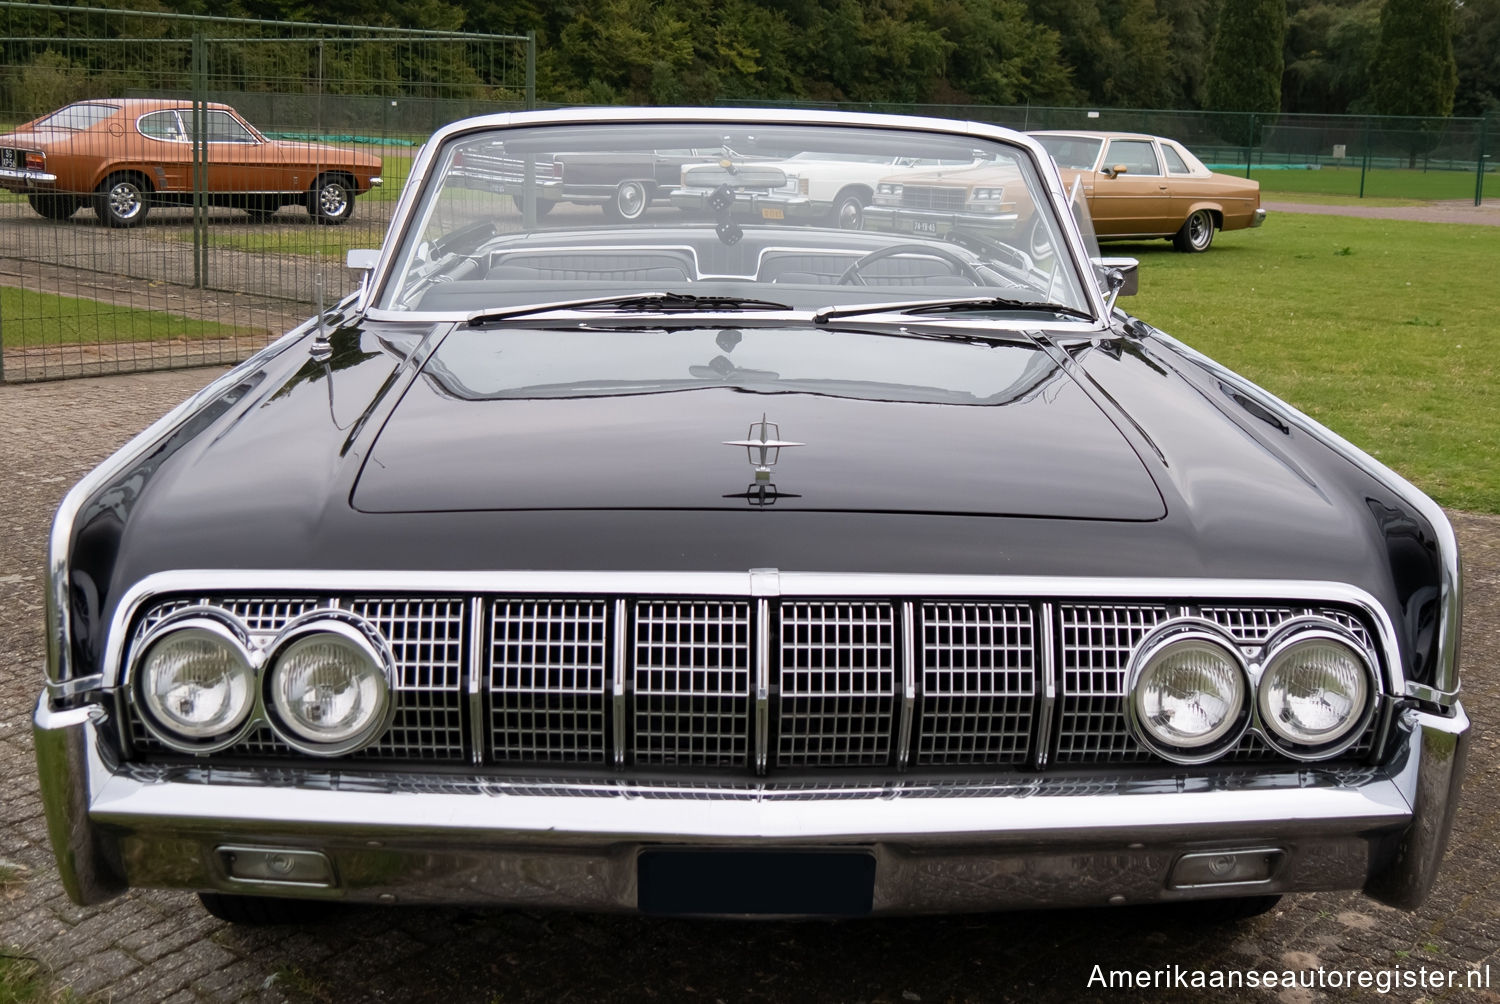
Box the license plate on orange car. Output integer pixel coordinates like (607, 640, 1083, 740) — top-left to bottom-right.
(761, 207, 784, 220)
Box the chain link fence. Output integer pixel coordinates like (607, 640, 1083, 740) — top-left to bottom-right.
(720, 99, 1493, 205)
(0, 2, 533, 382)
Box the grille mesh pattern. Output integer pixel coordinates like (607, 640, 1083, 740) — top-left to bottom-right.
(917, 603, 1035, 765)
(900, 187, 967, 211)
(777, 602, 896, 767)
(489, 599, 609, 763)
(1054, 604, 1171, 763)
(633, 601, 752, 767)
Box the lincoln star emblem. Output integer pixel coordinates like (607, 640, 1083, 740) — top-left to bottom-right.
(724, 414, 804, 482)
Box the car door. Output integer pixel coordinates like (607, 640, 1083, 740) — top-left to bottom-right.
(135, 109, 192, 193)
(1089, 138, 1173, 237)
(190, 109, 282, 195)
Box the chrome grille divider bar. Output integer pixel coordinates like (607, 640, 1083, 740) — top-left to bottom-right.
(612, 599, 628, 768)
(1034, 601, 1055, 770)
(468, 597, 486, 766)
(897, 601, 916, 770)
(755, 599, 770, 775)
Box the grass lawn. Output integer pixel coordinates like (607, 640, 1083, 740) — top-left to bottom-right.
(1, 287, 257, 348)
(1124, 214, 1500, 512)
(1253, 165, 1490, 202)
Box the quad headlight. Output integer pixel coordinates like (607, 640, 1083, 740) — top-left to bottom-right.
(1256, 621, 1375, 758)
(1128, 622, 1250, 763)
(263, 615, 395, 755)
(134, 610, 256, 751)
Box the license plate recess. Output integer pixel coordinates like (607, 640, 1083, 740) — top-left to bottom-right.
(637, 849, 876, 916)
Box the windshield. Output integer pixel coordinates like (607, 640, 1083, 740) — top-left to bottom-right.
(378, 120, 1094, 321)
(30, 102, 119, 131)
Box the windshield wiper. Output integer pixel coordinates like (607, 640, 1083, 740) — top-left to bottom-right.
(468, 292, 792, 326)
(813, 296, 1096, 325)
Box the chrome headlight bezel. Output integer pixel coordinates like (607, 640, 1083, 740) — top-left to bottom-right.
(261, 611, 397, 756)
(1255, 618, 1378, 761)
(1126, 619, 1251, 765)
(129, 606, 258, 753)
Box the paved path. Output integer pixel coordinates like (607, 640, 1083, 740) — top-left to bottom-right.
(2, 367, 1498, 1003)
(1265, 198, 1500, 226)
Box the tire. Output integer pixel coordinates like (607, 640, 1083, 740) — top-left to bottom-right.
(829, 189, 865, 229)
(198, 892, 342, 925)
(27, 193, 81, 220)
(1172, 208, 1216, 252)
(93, 173, 151, 228)
(1026, 215, 1052, 260)
(510, 194, 556, 219)
(307, 174, 354, 225)
(603, 180, 651, 222)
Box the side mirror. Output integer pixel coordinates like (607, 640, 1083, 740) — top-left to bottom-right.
(1092, 256, 1138, 312)
(347, 248, 380, 307)
(1101, 164, 1129, 179)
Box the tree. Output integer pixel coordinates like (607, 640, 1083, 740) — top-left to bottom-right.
(1369, 0, 1457, 118)
(1452, 0, 1500, 116)
(1203, 0, 1286, 144)
(1282, 0, 1381, 114)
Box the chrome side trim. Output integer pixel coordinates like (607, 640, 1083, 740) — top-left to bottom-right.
(32, 700, 124, 905)
(1147, 327, 1460, 705)
(101, 572, 1407, 699)
(44, 309, 338, 691)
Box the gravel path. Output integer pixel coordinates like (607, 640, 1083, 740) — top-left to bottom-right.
(2, 367, 1499, 1003)
(1265, 198, 1500, 226)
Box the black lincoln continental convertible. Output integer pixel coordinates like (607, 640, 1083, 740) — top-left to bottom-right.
(35, 108, 1466, 925)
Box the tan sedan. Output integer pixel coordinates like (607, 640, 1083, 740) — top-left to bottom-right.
(1030, 130, 1265, 252)
(0, 98, 382, 227)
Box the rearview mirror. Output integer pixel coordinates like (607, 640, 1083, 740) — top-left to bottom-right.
(1102, 164, 1129, 179)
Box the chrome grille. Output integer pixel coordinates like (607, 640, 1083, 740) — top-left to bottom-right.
(633, 601, 752, 767)
(1053, 604, 1171, 763)
(916, 603, 1035, 765)
(777, 602, 896, 767)
(900, 186, 966, 212)
(489, 599, 609, 763)
(121, 591, 1386, 772)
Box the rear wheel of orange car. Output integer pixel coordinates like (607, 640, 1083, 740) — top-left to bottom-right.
(27, 193, 82, 221)
(308, 174, 354, 225)
(1172, 208, 1216, 252)
(93, 173, 151, 228)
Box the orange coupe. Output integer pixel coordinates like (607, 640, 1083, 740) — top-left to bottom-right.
(0, 98, 382, 227)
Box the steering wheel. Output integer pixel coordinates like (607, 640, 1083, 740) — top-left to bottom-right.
(837, 243, 988, 286)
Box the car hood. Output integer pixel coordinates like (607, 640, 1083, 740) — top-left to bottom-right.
(350, 324, 1165, 520)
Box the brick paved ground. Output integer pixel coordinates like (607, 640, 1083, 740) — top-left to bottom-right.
(1, 367, 1497, 1003)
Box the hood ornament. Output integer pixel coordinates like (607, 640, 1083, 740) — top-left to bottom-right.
(724, 414, 804, 482)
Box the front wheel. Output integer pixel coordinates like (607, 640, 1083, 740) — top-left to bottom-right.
(307, 175, 354, 225)
(603, 180, 651, 221)
(28, 193, 81, 220)
(1172, 208, 1215, 252)
(830, 190, 865, 229)
(94, 173, 151, 228)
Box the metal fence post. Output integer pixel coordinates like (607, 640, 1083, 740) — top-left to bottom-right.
(1359, 119, 1370, 198)
(1245, 113, 1255, 179)
(526, 31, 536, 109)
(192, 31, 208, 289)
(1478, 112, 1489, 208)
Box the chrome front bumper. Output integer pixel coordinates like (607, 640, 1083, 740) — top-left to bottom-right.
(35, 697, 1467, 914)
